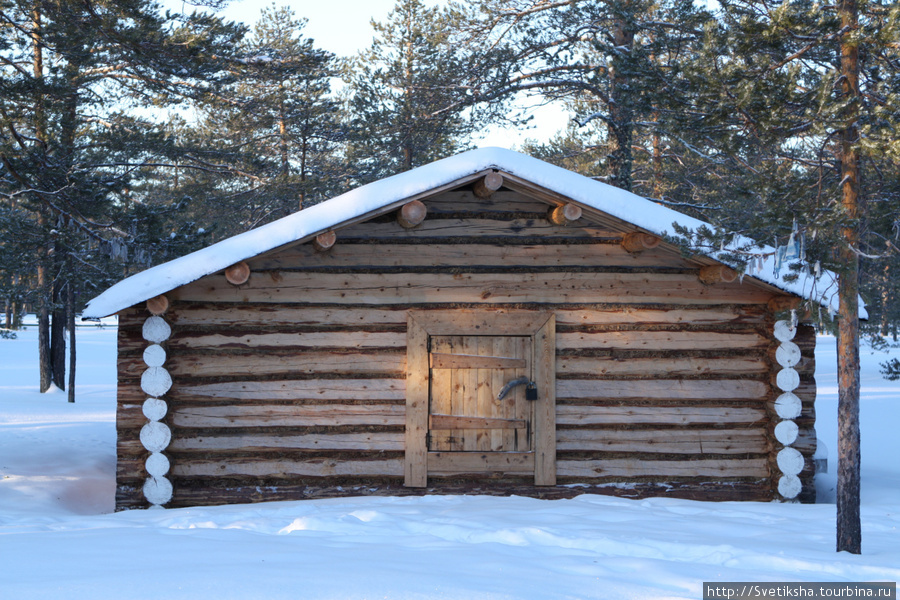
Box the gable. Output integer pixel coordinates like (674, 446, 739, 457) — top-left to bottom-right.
(83, 148, 851, 318)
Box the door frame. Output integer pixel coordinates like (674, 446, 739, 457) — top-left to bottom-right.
(404, 309, 556, 487)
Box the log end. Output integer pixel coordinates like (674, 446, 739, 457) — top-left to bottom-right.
(768, 295, 802, 313)
(548, 203, 583, 226)
(146, 295, 169, 316)
(224, 261, 251, 286)
(698, 264, 738, 285)
(473, 172, 504, 198)
(398, 200, 427, 229)
(621, 232, 662, 253)
(313, 231, 337, 252)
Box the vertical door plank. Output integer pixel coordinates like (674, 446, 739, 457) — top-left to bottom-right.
(461, 336, 479, 451)
(533, 314, 557, 485)
(476, 336, 493, 451)
(514, 336, 533, 452)
(491, 337, 511, 451)
(429, 336, 452, 451)
(405, 314, 429, 487)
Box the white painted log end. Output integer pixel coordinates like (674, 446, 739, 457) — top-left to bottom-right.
(777, 474, 802, 499)
(140, 421, 172, 453)
(146, 452, 170, 477)
(774, 420, 799, 445)
(143, 344, 166, 368)
(143, 476, 173, 506)
(142, 316, 171, 343)
(775, 341, 801, 368)
(777, 447, 805, 476)
(142, 397, 168, 421)
(774, 392, 803, 419)
(776, 368, 801, 392)
(773, 320, 796, 342)
(141, 366, 173, 397)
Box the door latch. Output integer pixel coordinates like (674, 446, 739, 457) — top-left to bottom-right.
(497, 376, 537, 401)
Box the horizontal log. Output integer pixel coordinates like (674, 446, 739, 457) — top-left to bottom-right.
(172, 457, 405, 478)
(423, 190, 550, 214)
(164, 304, 766, 329)
(556, 379, 770, 400)
(429, 415, 526, 430)
(167, 305, 412, 327)
(175, 379, 405, 402)
(163, 331, 405, 351)
(794, 323, 816, 353)
(116, 403, 147, 429)
(556, 428, 767, 454)
(557, 355, 769, 377)
(559, 330, 768, 351)
(114, 478, 775, 510)
(427, 451, 534, 475)
(169, 431, 405, 452)
(555, 405, 767, 426)
(336, 218, 619, 241)
(554, 306, 767, 326)
(120, 351, 406, 379)
(430, 352, 526, 369)
(171, 272, 776, 305)
(248, 242, 695, 271)
(792, 426, 817, 456)
(170, 404, 405, 428)
(557, 457, 769, 478)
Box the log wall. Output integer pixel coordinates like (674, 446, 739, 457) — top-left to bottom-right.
(115, 189, 814, 509)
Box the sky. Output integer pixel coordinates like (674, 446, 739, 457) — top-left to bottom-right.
(163, 0, 570, 148)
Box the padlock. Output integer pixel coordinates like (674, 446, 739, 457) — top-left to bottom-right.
(525, 381, 538, 401)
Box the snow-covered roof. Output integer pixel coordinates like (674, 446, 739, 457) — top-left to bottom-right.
(83, 147, 862, 319)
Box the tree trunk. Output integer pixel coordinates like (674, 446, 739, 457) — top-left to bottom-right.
(836, 0, 862, 555)
(67, 282, 76, 403)
(38, 303, 51, 392)
(33, 5, 52, 393)
(51, 279, 66, 391)
(607, 17, 635, 192)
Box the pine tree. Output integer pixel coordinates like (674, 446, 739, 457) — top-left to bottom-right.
(0, 0, 244, 396)
(682, 0, 900, 553)
(462, 0, 711, 192)
(181, 5, 344, 235)
(344, 0, 484, 182)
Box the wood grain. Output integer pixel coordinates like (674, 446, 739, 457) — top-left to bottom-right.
(170, 404, 405, 428)
(556, 428, 767, 454)
(171, 272, 775, 305)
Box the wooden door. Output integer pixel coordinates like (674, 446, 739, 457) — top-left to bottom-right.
(428, 335, 532, 453)
(405, 310, 556, 488)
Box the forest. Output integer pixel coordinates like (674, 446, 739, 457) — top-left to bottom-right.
(1, 0, 898, 388)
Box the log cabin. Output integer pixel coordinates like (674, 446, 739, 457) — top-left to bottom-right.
(83, 147, 840, 510)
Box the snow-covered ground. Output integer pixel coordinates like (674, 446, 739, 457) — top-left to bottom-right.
(1, 322, 898, 599)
